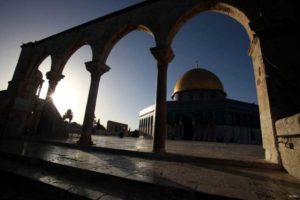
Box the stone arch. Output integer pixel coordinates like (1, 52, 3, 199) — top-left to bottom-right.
(17, 50, 52, 100)
(95, 24, 156, 134)
(98, 24, 155, 62)
(35, 54, 52, 72)
(166, 1, 281, 163)
(43, 42, 93, 104)
(53, 44, 93, 123)
(25, 49, 52, 82)
(51, 40, 94, 74)
(167, 1, 255, 45)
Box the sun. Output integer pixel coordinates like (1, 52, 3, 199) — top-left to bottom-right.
(52, 82, 79, 117)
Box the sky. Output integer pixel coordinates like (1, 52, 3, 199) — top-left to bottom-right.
(0, 0, 257, 130)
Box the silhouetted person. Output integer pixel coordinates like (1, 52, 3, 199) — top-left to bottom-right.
(119, 128, 124, 138)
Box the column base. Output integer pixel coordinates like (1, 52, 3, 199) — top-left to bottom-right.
(77, 134, 93, 145)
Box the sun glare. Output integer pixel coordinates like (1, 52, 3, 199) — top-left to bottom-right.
(52, 82, 79, 117)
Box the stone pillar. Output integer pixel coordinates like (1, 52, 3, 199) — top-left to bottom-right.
(142, 119, 145, 135)
(147, 117, 150, 135)
(150, 46, 174, 153)
(150, 116, 153, 137)
(249, 36, 282, 163)
(77, 61, 110, 145)
(46, 71, 65, 100)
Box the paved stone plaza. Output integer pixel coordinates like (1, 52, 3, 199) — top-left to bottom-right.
(0, 136, 299, 199)
(67, 134, 265, 162)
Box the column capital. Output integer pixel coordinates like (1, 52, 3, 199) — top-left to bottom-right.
(150, 46, 174, 65)
(45, 71, 64, 100)
(46, 71, 65, 82)
(85, 60, 110, 79)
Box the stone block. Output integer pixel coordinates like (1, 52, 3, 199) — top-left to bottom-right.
(276, 113, 300, 136)
(276, 114, 300, 179)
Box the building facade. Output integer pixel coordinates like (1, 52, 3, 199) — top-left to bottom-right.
(139, 68, 262, 144)
(107, 120, 128, 136)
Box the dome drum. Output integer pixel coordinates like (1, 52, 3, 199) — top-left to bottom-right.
(173, 89, 226, 101)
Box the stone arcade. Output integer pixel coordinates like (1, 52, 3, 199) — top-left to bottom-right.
(0, 0, 299, 178)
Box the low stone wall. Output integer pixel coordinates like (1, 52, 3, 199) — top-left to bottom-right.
(275, 113, 300, 179)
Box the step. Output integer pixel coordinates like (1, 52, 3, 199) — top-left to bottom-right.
(1, 139, 299, 200)
(0, 151, 234, 200)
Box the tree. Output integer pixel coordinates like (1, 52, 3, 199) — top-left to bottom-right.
(63, 109, 73, 123)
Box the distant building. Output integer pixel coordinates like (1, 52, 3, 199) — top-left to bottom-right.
(139, 68, 262, 144)
(107, 120, 128, 136)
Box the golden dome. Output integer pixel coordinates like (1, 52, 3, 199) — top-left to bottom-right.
(173, 68, 224, 95)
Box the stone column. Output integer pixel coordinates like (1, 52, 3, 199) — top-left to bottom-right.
(139, 120, 141, 136)
(150, 116, 153, 137)
(150, 46, 174, 153)
(77, 61, 110, 145)
(142, 119, 145, 135)
(248, 36, 282, 163)
(46, 71, 65, 100)
(146, 117, 150, 135)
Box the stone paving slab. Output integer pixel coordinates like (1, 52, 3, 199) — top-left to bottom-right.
(4, 135, 278, 169)
(49, 135, 276, 169)
(65, 134, 265, 162)
(0, 139, 299, 200)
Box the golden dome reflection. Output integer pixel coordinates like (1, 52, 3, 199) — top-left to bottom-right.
(173, 68, 224, 95)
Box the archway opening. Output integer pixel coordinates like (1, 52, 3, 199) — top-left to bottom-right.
(96, 28, 156, 139)
(53, 45, 92, 135)
(36, 56, 51, 99)
(166, 11, 263, 160)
